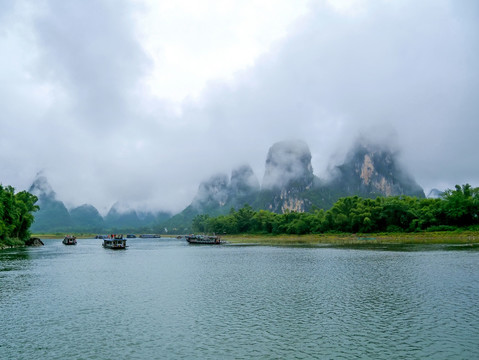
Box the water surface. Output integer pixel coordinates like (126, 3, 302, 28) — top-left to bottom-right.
(1, 238, 478, 359)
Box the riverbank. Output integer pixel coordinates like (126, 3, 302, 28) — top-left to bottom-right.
(1, 233, 92, 249)
(13, 230, 479, 248)
(0, 239, 24, 250)
(223, 231, 479, 246)
(31, 233, 95, 239)
(0, 237, 44, 250)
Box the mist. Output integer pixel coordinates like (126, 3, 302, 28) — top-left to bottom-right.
(1, 0, 478, 215)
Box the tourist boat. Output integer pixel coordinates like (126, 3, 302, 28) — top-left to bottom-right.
(62, 235, 77, 245)
(102, 235, 127, 249)
(185, 234, 221, 244)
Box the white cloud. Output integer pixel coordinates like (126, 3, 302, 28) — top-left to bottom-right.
(0, 0, 477, 214)
(137, 0, 310, 103)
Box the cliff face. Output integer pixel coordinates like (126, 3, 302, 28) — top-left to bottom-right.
(229, 165, 261, 208)
(182, 139, 425, 219)
(29, 138, 426, 233)
(189, 165, 260, 214)
(262, 140, 314, 190)
(230, 165, 260, 198)
(191, 174, 230, 210)
(259, 140, 316, 213)
(327, 144, 425, 198)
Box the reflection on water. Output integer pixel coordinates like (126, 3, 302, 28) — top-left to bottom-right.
(1, 238, 478, 359)
(0, 247, 30, 266)
(0, 248, 33, 301)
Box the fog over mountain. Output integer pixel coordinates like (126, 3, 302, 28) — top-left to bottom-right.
(1, 0, 478, 214)
(262, 140, 314, 190)
(164, 138, 424, 224)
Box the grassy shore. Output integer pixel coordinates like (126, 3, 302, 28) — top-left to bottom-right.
(222, 231, 479, 246)
(27, 231, 479, 247)
(31, 233, 96, 239)
(0, 238, 25, 250)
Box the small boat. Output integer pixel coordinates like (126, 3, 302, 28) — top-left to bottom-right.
(62, 235, 77, 245)
(95, 234, 108, 239)
(126, 234, 137, 238)
(102, 235, 127, 249)
(139, 234, 161, 238)
(185, 234, 221, 244)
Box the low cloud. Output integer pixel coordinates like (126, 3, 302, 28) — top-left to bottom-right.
(0, 0, 477, 215)
(262, 140, 313, 190)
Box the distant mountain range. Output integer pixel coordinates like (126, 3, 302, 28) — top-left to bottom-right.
(162, 139, 425, 232)
(28, 176, 170, 233)
(28, 139, 426, 233)
(427, 188, 443, 198)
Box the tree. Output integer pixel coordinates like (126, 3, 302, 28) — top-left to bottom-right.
(440, 184, 478, 227)
(187, 184, 479, 235)
(0, 184, 39, 245)
(14, 191, 39, 240)
(234, 205, 255, 233)
(379, 196, 418, 232)
(253, 210, 277, 234)
(192, 214, 210, 233)
(207, 215, 238, 234)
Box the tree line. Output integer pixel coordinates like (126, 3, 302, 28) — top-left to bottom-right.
(0, 184, 39, 247)
(192, 184, 479, 235)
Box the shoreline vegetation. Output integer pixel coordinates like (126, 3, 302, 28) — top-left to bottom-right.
(1, 183, 478, 250)
(19, 230, 479, 247)
(191, 185, 479, 245)
(221, 231, 479, 246)
(0, 184, 39, 250)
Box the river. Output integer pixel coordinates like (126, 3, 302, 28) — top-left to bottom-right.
(1, 238, 478, 359)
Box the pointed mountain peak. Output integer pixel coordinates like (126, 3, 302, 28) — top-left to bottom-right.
(28, 173, 56, 200)
(192, 173, 229, 208)
(262, 140, 313, 190)
(230, 165, 260, 194)
(333, 140, 424, 197)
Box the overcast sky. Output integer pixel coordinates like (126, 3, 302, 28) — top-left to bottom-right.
(1, 0, 478, 214)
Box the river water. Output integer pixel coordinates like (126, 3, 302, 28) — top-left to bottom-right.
(1, 238, 478, 359)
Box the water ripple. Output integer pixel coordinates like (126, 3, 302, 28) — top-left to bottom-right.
(1, 240, 479, 359)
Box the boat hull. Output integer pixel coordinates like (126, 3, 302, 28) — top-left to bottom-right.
(185, 235, 221, 245)
(102, 244, 127, 249)
(102, 238, 128, 249)
(63, 237, 77, 245)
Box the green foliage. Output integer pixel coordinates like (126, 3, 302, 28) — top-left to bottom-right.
(438, 184, 479, 227)
(0, 184, 39, 246)
(30, 198, 71, 232)
(192, 214, 211, 233)
(70, 204, 104, 232)
(189, 184, 479, 235)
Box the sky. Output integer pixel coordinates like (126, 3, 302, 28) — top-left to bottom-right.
(1, 0, 478, 215)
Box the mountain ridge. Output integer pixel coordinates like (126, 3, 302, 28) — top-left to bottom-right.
(29, 175, 171, 233)
(28, 139, 425, 233)
(162, 139, 425, 232)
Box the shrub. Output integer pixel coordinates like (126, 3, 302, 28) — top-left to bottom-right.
(426, 225, 457, 232)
